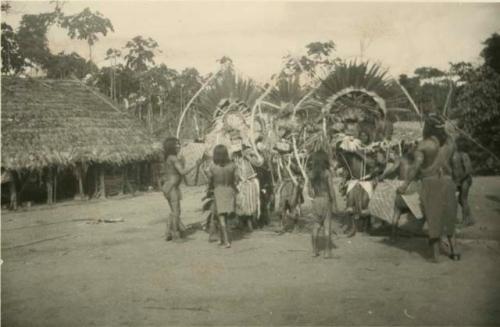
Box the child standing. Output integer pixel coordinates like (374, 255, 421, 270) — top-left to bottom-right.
(206, 145, 238, 248)
(308, 150, 337, 258)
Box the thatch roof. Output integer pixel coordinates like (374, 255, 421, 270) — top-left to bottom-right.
(1, 77, 162, 171)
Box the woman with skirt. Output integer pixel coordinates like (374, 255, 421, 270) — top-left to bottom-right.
(206, 144, 238, 248)
(232, 144, 261, 231)
(308, 150, 338, 258)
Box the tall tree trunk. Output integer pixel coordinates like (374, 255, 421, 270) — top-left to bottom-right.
(109, 69, 113, 99)
(148, 102, 153, 132)
(46, 167, 54, 205)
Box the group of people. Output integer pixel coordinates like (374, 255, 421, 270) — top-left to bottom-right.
(159, 112, 474, 262)
(160, 137, 270, 248)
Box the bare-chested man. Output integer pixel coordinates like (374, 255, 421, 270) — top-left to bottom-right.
(398, 113, 460, 262)
(452, 137, 474, 226)
(161, 137, 202, 241)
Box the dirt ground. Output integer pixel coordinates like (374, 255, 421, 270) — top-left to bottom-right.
(2, 177, 500, 326)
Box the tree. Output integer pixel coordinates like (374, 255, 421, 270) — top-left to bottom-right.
(105, 48, 121, 100)
(61, 8, 114, 62)
(93, 64, 140, 103)
(283, 40, 339, 88)
(1, 23, 25, 74)
(16, 13, 57, 68)
(414, 66, 446, 80)
(398, 66, 452, 114)
(450, 62, 500, 169)
(481, 33, 500, 74)
(45, 51, 96, 79)
(124, 36, 160, 73)
(1, 1, 11, 13)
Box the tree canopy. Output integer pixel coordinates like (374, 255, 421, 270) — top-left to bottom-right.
(60, 7, 114, 62)
(481, 32, 500, 74)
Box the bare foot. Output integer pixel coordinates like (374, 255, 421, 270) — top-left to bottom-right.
(224, 243, 231, 248)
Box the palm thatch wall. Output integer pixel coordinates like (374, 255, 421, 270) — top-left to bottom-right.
(1, 77, 161, 171)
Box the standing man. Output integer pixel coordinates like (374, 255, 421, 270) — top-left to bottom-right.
(398, 113, 460, 262)
(452, 137, 474, 226)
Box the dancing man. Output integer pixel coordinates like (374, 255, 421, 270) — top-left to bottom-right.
(397, 113, 460, 262)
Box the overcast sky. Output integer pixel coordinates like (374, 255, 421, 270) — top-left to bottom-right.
(3, 1, 500, 81)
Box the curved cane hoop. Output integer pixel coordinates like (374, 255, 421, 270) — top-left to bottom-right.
(249, 76, 280, 163)
(320, 87, 387, 117)
(176, 70, 220, 139)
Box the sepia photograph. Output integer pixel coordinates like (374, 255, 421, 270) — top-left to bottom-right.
(1, 1, 500, 326)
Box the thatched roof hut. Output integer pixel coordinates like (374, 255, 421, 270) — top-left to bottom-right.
(1, 77, 161, 171)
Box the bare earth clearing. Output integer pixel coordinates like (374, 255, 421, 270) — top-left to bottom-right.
(2, 177, 500, 326)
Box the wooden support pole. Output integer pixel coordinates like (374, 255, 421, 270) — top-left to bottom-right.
(8, 171, 18, 210)
(53, 169, 57, 204)
(46, 167, 54, 205)
(124, 165, 136, 196)
(136, 163, 141, 190)
(99, 165, 106, 199)
(75, 164, 85, 199)
(119, 166, 125, 196)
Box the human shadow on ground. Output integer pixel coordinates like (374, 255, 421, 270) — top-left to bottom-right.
(379, 236, 430, 260)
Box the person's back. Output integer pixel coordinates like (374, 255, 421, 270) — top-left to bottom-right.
(311, 170, 331, 198)
(308, 150, 336, 258)
(211, 162, 237, 188)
